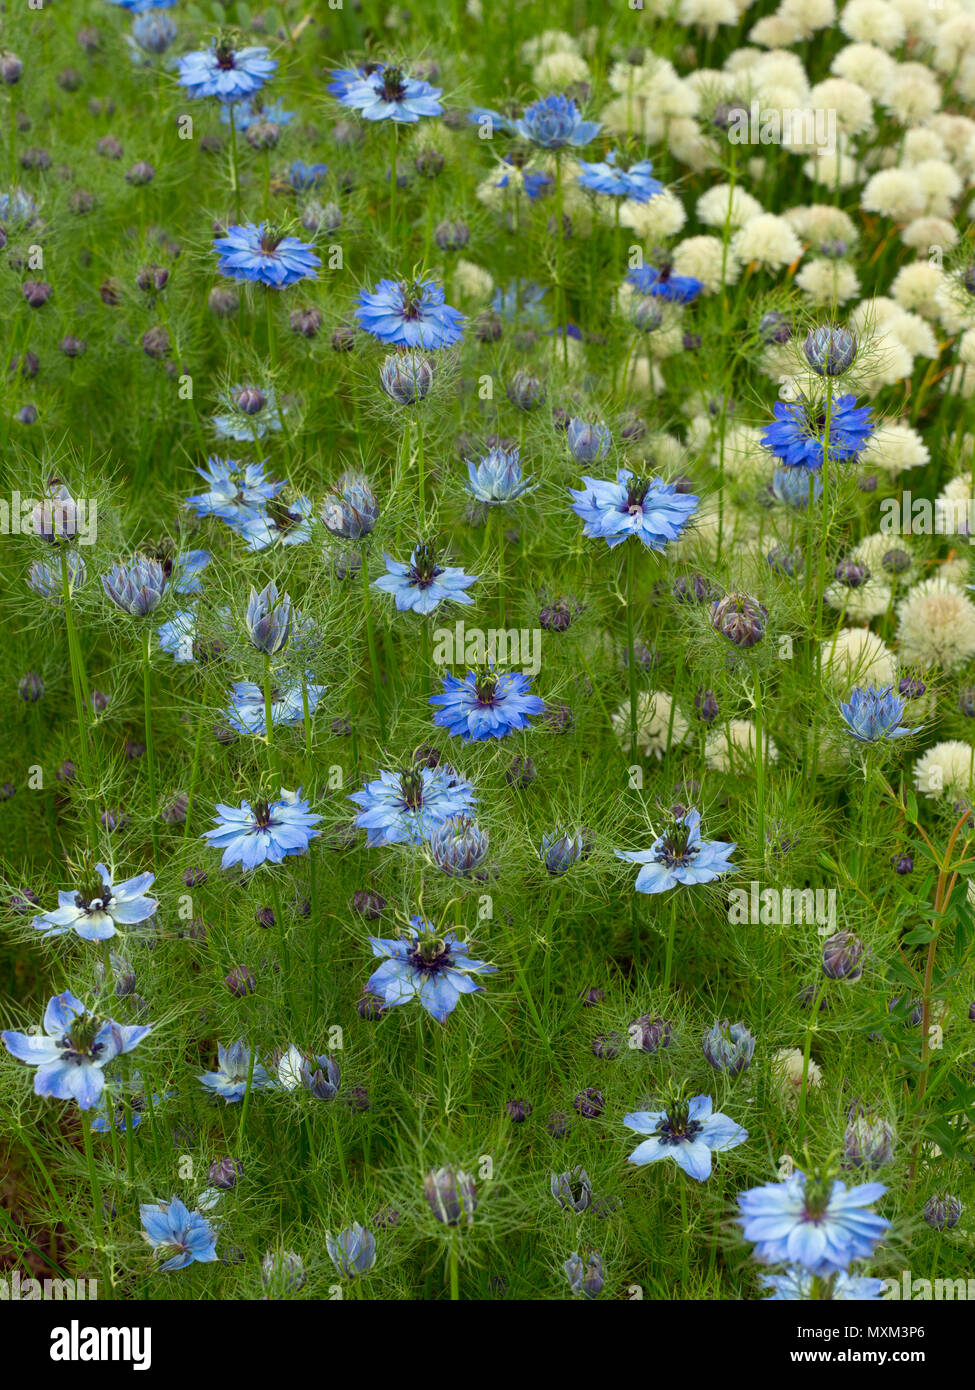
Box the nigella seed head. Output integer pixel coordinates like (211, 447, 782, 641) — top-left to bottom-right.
(702, 1019, 756, 1075)
(506, 367, 545, 411)
(804, 324, 858, 376)
(843, 1113, 895, 1170)
(591, 1031, 622, 1059)
(573, 1087, 604, 1119)
(822, 930, 865, 982)
(758, 310, 791, 345)
(924, 1192, 963, 1230)
(551, 1168, 592, 1214)
(710, 592, 767, 649)
(629, 1014, 674, 1054)
(209, 1156, 243, 1190)
(225, 965, 256, 997)
(505, 1098, 532, 1123)
(881, 548, 910, 576)
(351, 889, 386, 919)
(506, 755, 536, 788)
(424, 1167, 477, 1226)
(891, 853, 913, 875)
(18, 672, 44, 703)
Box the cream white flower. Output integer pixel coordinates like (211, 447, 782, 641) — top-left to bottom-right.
(611, 691, 690, 759)
(821, 627, 897, 693)
(896, 577, 975, 670)
(705, 719, 779, 773)
(730, 213, 802, 270)
(914, 740, 975, 800)
(773, 1048, 822, 1103)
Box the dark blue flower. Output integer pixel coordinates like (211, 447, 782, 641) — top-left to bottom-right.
(373, 544, 478, 615)
(140, 1196, 218, 1271)
(514, 94, 600, 148)
(202, 788, 321, 870)
(286, 159, 328, 191)
(616, 808, 737, 894)
(568, 468, 698, 550)
(213, 222, 320, 288)
(762, 393, 874, 471)
(577, 150, 664, 202)
(840, 685, 919, 742)
(738, 1170, 890, 1275)
(349, 765, 476, 847)
(567, 418, 612, 463)
(356, 277, 464, 348)
(430, 668, 545, 741)
(178, 39, 276, 103)
(332, 63, 442, 123)
(626, 263, 702, 303)
(366, 916, 496, 1023)
(2, 991, 152, 1111)
(771, 467, 822, 509)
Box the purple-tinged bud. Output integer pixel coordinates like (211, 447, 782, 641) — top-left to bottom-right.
(891, 853, 913, 875)
(18, 672, 44, 702)
(506, 367, 545, 411)
(822, 930, 864, 981)
(424, 1167, 477, 1226)
(351, 889, 386, 919)
(505, 1098, 532, 1123)
(22, 280, 51, 308)
(209, 1156, 243, 1190)
(843, 1113, 895, 1170)
(628, 1014, 674, 1054)
(564, 1250, 603, 1299)
(924, 1192, 962, 1230)
(125, 161, 155, 186)
(573, 1087, 604, 1119)
(804, 324, 858, 376)
(551, 1167, 591, 1213)
(710, 592, 767, 648)
(702, 1019, 756, 1074)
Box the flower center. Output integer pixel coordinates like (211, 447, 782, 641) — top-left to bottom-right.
(655, 821, 698, 868)
(399, 768, 425, 809)
(215, 41, 237, 70)
(381, 67, 408, 102)
(408, 935, 453, 974)
(253, 800, 274, 830)
(75, 879, 113, 913)
(409, 542, 443, 588)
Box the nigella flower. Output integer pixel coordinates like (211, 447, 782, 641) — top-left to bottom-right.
(0, 186, 39, 227)
(105, 0, 177, 10)
(219, 96, 295, 130)
(840, 685, 919, 742)
(32, 863, 158, 941)
(226, 675, 323, 736)
(186, 457, 284, 526)
(198, 1040, 274, 1102)
(177, 38, 276, 103)
(490, 161, 553, 203)
(760, 1268, 886, 1300)
(356, 278, 464, 349)
(577, 150, 663, 202)
(466, 105, 515, 135)
(762, 393, 874, 471)
(365, 916, 496, 1023)
(286, 159, 328, 191)
(465, 445, 535, 504)
(430, 668, 545, 742)
(326, 1224, 376, 1278)
(330, 63, 442, 123)
(373, 543, 478, 615)
(541, 829, 592, 875)
(128, 13, 178, 59)
(213, 222, 320, 288)
(245, 580, 291, 655)
(428, 815, 489, 877)
(238, 496, 314, 552)
(202, 788, 321, 870)
(321, 472, 378, 539)
(2, 991, 151, 1110)
(568, 469, 698, 551)
(101, 554, 168, 616)
(157, 609, 197, 662)
(27, 553, 86, 602)
(492, 280, 550, 325)
(349, 764, 476, 847)
(624, 1092, 748, 1182)
(567, 419, 612, 464)
(140, 1197, 218, 1272)
(771, 467, 822, 509)
(737, 1171, 890, 1275)
(380, 351, 434, 405)
(616, 808, 737, 895)
(171, 549, 211, 595)
(626, 263, 703, 304)
(277, 1045, 341, 1101)
(514, 94, 600, 148)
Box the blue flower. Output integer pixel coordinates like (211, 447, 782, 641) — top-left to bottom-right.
(489, 159, 552, 202)
(760, 1267, 887, 1300)
(465, 446, 535, 504)
(106, 0, 176, 9)
(202, 788, 321, 870)
(198, 1040, 275, 1102)
(158, 610, 196, 661)
(577, 150, 663, 202)
(177, 39, 275, 103)
(0, 187, 39, 226)
(428, 816, 490, 877)
(219, 97, 295, 130)
(212, 386, 286, 441)
(373, 544, 477, 615)
(140, 1196, 218, 1272)
(32, 864, 158, 941)
(237, 495, 313, 551)
(331, 63, 442, 123)
(466, 106, 515, 135)
(349, 765, 476, 847)
(626, 264, 703, 303)
(2, 991, 152, 1111)
(491, 280, 549, 325)
(326, 1224, 377, 1278)
(567, 418, 612, 463)
(366, 916, 496, 1023)
(171, 549, 211, 595)
(624, 1094, 747, 1181)
(762, 393, 874, 471)
(226, 676, 323, 736)
(616, 808, 737, 894)
(213, 222, 320, 288)
(568, 469, 698, 550)
(514, 95, 600, 148)
(186, 457, 284, 526)
(356, 278, 464, 348)
(430, 668, 545, 741)
(737, 1171, 890, 1275)
(840, 686, 919, 742)
(286, 159, 328, 191)
(128, 13, 178, 58)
